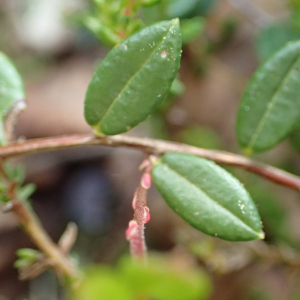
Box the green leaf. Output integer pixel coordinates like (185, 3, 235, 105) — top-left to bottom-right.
(84, 19, 182, 136)
(16, 248, 40, 260)
(14, 258, 33, 269)
(152, 153, 264, 241)
(0, 52, 25, 144)
(236, 41, 300, 154)
(2, 162, 25, 184)
(119, 254, 212, 300)
(17, 183, 36, 201)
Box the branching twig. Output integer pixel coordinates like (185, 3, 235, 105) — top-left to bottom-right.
(0, 134, 298, 191)
(0, 163, 80, 282)
(3, 199, 80, 281)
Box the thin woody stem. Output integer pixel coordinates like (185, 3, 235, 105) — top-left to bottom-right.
(4, 200, 80, 280)
(0, 134, 298, 191)
(0, 163, 80, 282)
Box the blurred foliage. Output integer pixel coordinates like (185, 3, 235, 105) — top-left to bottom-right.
(289, 120, 300, 153)
(255, 0, 300, 61)
(0, 163, 36, 203)
(14, 248, 41, 269)
(290, 0, 300, 29)
(74, 254, 212, 300)
(256, 22, 300, 61)
(180, 17, 206, 45)
(246, 288, 272, 300)
(167, 0, 218, 19)
(247, 179, 295, 246)
(69, 0, 146, 47)
(69, 0, 210, 47)
(178, 125, 223, 149)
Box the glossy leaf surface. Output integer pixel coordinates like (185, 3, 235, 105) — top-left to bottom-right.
(152, 153, 264, 241)
(237, 41, 300, 153)
(84, 19, 182, 136)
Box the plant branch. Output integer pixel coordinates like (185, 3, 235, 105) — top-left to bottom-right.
(0, 162, 80, 282)
(0, 134, 299, 191)
(3, 200, 80, 281)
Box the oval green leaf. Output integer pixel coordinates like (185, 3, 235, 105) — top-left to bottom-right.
(84, 19, 182, 136)
(237, 41, 300, 153)
(152, 153, 264, 241)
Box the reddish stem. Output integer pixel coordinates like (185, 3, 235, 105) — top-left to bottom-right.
(0, 134, 299, 191)
(126, 159, 152, 261)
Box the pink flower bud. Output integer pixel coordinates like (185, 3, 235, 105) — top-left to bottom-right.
(126, 220, 138, 240)
(141, 172, 151, 190)
(142, 206, 151, 223)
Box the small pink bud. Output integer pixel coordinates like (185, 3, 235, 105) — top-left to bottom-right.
(141, 172, 151, 190)
(142, 206, 151, 223)
(132, 191, 138, 210)
(126, 220, 138, 240)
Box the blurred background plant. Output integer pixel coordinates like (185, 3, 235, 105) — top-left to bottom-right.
(2, 0, 300, 299)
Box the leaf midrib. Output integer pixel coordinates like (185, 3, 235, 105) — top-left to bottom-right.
(163, 164, 261, 236)
(247, 53, 300, 150)
(97, 21, 178, 130)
